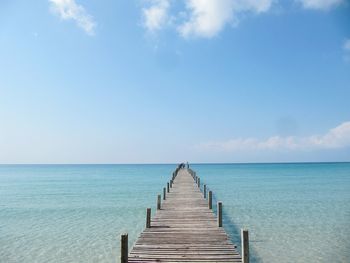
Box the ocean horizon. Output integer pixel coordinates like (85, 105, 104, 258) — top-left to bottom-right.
(1, 163, 349, 262)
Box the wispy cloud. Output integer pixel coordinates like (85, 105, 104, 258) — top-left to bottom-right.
(198, 121, 350, 152)
(343, 38, 350, 62)
(49, 0, 96, 35)
(178, 0, 274, 38)
(142, 0, 171, 32)
(296, 0, 343, 10)
(344, 39, 350, 51)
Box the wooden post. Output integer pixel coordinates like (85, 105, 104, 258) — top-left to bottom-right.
(121, 233, 128, 263)
(208, 191, 212, 209)
(241, 229, 249, 263)
(197, 177, 200, 188)
(217, 201, 222, 227)
(167, 182, 170, 193)
(163, 187, 166, 200)
(157, 194, 161, 210)
(204, 184, 207, 198)
(146, 208, 151, 228)
(170, 180, 173, 188)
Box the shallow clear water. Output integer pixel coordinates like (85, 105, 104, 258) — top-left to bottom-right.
(0, 163, 349, 263)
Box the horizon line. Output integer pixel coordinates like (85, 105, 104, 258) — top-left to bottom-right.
(0, 161, 349, 166)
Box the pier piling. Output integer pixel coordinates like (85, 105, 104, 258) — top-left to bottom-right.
(242, 229, 249, 263)
(146, 208, 151, 228)
(120, 233, 128, 263)
(157, 194, 161, 210)
(218, 201, 223, 227)
(208, 190, 213, 209)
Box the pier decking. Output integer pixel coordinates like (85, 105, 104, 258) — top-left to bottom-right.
(126, 168, 243, 263)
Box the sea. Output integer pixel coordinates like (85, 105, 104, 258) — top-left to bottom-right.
(0, 163, 349, 263)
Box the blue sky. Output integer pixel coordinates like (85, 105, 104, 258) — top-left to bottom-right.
(0, 0, 349, 163)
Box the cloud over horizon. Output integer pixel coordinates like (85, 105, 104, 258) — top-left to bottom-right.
(198, 121, 350, 153)
(49, 0, 96, 35)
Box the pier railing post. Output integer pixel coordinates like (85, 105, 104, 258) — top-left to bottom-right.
(157, 194, 161, 210)
(197, 177, 200, 188)
(204, 184, 207, 198)
(208, 191, 212, 209)
(167, 182, 170, 193)
(121, 233, 128, 263)
(217, 201, 222, 227)
(163, 187, 166, 200)
(170, 180, 173, 188)
(241, 229, 249, 263)
(146, 208, 151, 228)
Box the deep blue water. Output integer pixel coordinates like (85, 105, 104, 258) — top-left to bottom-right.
(0, 163, 349, 263)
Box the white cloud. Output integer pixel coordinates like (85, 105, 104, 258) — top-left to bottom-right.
(297, 0, 343, 10)
(198, 121, 350, 152)
(142, 0, 170, 32)
(178, 0, 236, 38)
(49, 0, 96, 35)
(140, 0, 274, 38)
(139, 0, 349, 38)
(178, 0, 274, 38)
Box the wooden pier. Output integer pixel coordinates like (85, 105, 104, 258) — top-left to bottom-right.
(121, 166, 249, 263)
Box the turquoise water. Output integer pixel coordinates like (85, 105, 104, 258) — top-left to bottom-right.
(0, 163, 349, 263)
